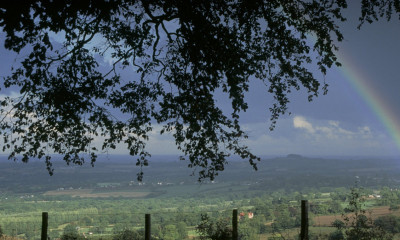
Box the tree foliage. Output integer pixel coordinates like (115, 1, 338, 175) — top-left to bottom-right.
(196, 214, 232, 240)
(374, 215, 400, 235)
(330, 186, 393, 240)
(113, 229, 144, 240)
(61, 224, 84, 240)
(0, 0, 399, 180)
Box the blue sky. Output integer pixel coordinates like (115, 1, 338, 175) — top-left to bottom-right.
(209, 3, 400, 158)
(1, 2, 400, 158)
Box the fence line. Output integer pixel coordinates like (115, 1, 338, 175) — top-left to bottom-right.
(2, 201, 313, 239)
(39, 205, 309, 240)
(300, 200, 308, 240)
(41, 212, 48, 240)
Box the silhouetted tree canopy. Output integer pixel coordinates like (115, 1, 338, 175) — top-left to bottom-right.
(0, 0, 399, 180)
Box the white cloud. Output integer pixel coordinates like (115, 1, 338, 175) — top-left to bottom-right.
(1, 94, 398, 158)
(293, 116, 315, 133)
(0, 91, 20, 100)
(48, 31, 66, 45)
(0, 91, 21, 121)
(89, 124, 180, 155)
(49, 31, 117, 67)
(293, 115, 372, 140)
(239, 116, 400, 157)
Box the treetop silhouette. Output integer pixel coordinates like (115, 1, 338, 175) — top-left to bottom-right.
(0, 0, 398, 180)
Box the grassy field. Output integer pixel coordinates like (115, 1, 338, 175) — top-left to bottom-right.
(313, 205, 400, 226)
(43, 189, 153, 198)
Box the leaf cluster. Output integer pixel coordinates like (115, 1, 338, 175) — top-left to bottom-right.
(331, 186, 393, 240)
(0, 1, 392, 180)
(196, 214, 232, 240)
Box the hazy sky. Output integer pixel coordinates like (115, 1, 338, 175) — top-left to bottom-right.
(1, 2, 399, 158)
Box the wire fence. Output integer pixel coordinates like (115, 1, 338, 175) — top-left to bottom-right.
(0, 200, 346, 240)
(1, 210, 236, 239)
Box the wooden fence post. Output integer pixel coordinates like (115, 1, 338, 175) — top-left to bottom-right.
(41, 212, 48, 240)
(145, 213, 151, 240)
(300, 200, 308, 240)
(232, 209, 238, 240)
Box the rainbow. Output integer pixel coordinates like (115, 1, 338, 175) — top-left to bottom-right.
(335, 52, 400, 154)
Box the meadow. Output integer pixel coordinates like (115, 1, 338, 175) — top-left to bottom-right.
(1, 155, 400, 239)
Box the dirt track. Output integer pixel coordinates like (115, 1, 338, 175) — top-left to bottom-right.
(313, 206, 398, 226)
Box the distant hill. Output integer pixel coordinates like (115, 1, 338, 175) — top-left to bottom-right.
(286, 154, 303, 159)
(1, 155, 400, 195)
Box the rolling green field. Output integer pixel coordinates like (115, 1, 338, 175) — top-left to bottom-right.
(1, 155, 400, 239)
